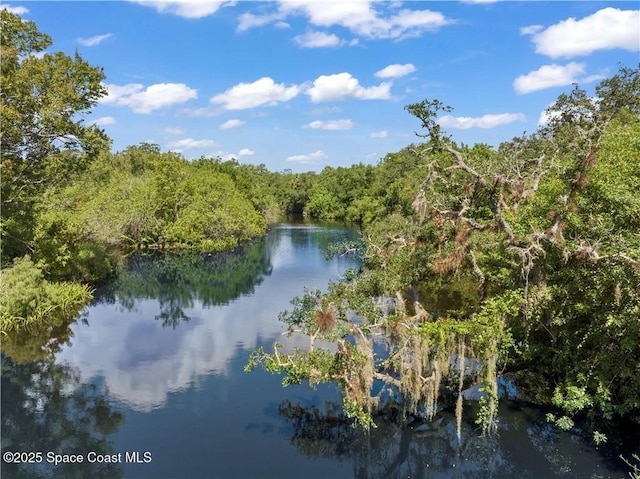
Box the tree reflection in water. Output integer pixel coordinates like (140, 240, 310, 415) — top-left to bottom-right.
(96, 237, 273, 328)
(278, 399, 627, 479)
(0, 304, 92, 365)
(1, 354, 124, 479)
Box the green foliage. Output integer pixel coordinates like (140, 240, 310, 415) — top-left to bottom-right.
(0, 256, 92, 334)
(273, 170, 316, 215)
(475, 391, 498, 433)
(1, 10, 108, 261)
(552, 385, 592, 415)
(522, 256, 640, 422)
(27, 146, 270, 284)
(569, 114, 640, 257)
(306, 185, 344, 220)
(269, 144, 439, 225)
(342, 398, 377, 429)
(246, 345, 340, 387)
(303, 164, 377, 222)
(194, 158, 281, 222)
(32, 201, 120, 283)
(248, 66, 640, 436)
(163, 166, 266, 248)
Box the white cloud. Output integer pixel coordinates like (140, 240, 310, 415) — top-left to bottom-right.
(77, 33, 112, 47)
(513, 62, 585, 94)
(387, 9, 450, 38)
(167, 138, 216, 150)
(214, 150, 237, 161)
(132, 1, 233, 18)
(237, 11, 284, 32)
(101, 83, 198, 113)
(438, 113, 525, 129)
(182, 107, 216, 117)
(530, 8, 640, 58)
(219, 119, 246, 130)
(582, 73, 608, 84)
(520, 24, 543, 36)
(210, 77, 300, 110)
(165, 127, 185, 135)
(375, 63, 416, 79)
(304, 119, 353, 130)
(371, 130, 388, 138)
(308, 106, 342, 115)
(246, 1, 450, 39)
(294, 31, 343, 48)
(2, 4, 29, 15)
(307, 72, 391, 102)
(286, 150, 327, 164)
(91, 116, 116, 126)
(212, 148, 255, 160)
(537, 103, 561, 126)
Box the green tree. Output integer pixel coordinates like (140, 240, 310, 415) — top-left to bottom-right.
(248, 67, 640, 437)
(32, 145, 269, 263)
(1, 10, 107, 262)
(274, 170, 317, 215)
(304, 164, 377, 221)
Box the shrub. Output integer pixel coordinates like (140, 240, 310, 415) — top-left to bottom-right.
(0, 256, 92, 334)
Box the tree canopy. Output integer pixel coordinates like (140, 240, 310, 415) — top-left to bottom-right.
(0, 13, 275, 340)
(247, 66, 640, 442)
(1, 10, 108, 261)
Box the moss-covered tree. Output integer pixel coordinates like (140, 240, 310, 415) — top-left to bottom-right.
(247, 67, 640, 441)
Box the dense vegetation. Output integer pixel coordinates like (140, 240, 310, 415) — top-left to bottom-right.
(248, 69, 640, 444)
(0, 11, 277, 334)
(2, 10, 639, 446)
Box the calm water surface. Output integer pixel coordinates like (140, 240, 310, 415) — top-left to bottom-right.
(1, 223, 633, 478)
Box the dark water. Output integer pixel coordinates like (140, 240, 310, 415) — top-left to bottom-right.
(1, 223, 634, 479)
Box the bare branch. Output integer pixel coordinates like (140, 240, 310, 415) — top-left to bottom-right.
(373, 372, 402, 389)
(468, 250, 485, 291)
(442, 144, 488, 188)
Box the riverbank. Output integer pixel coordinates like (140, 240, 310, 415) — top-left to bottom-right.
(2, 224, 636, 479)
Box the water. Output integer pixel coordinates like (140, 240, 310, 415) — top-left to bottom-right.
(1, 223, 634, 479)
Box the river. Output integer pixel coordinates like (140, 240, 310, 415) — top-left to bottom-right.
(1, 223, 633, 478)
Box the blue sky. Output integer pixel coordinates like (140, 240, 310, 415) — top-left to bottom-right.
(5, 1, 639, 172)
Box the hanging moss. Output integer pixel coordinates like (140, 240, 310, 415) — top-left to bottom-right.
(248, 68, 640, 434)
(456, 339, 465, 444)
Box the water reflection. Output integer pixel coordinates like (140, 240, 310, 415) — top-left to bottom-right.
(278, 400, 628, 479)
(1, 354, 124, 479)
(54, 224, 360, 412)
(0, 311, 88, 366)
(97, 236, 274, 328)
(4, 223, 627, 478)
